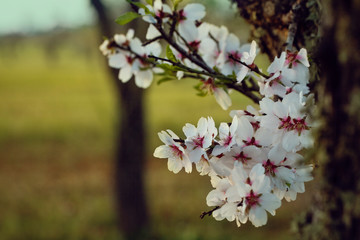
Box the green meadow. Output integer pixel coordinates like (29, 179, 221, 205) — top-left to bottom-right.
(0, 28, 313, 240)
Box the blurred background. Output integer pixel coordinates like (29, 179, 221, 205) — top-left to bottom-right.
(0, 0, 313, 239)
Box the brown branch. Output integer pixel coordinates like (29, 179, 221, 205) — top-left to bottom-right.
(147, 55, 235, 82)
(148, 55, 261, 103)
(228, 55, 270, 79)
(286, 0, 303, 51)
(200, 206, 220, 219)
(142, 36, 163, 46)
(153, 20, 215, 74)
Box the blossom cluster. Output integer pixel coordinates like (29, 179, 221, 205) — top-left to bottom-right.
(154, 88, 314, 227)
(99, 0, 315, 228)
(99, 0, 265, 110)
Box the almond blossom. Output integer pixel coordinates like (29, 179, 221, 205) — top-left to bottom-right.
(153, 130, 192, 173)
(183, 117, 217, 163)
(102, 0, 315, 229)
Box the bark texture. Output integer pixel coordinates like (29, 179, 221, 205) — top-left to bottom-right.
(293, 0, 360, 239)
(231, 0, 320, 60)
(90, 1, 149, 239)
(233, 0, 360, 239)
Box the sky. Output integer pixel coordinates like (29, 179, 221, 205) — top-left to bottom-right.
(0, 0, 235, 35)
(0, 0, 95, 35)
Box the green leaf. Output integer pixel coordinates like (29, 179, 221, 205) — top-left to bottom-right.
(126, 0, 153, 15)
(115, 12, 141, 25)
(212, 66, 220, 73)
(126, 0, 147, 9)
(145, 0, 154, 5)
(156, 63, 182, 72)
(193, 82, 208, 97)
(166, 45, 177, 63)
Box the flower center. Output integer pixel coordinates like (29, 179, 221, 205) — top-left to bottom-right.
(227, 51, 241, 65)
(178, 9, 186, 22)
(243, 137, 261, 147)
(291, 117, 309, 135)
(279, 116, 293, 130)
(263, 159, 277, 177)
(189, 40, 201, 51)
(245, 190, 261, 208)
(171, 145, 183, 158)
(156, 8, 166, 19)
(233, 151, 251, 164)
(251, 121, 260, 131)
(269, 75, 282, 87)
(126, 55, 134, 64)
(223, 135, 233, 146)
(193, 136, 204, 148)
(286, 51, 298, 66)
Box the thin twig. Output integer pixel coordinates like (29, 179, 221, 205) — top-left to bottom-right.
(228, 55, 270, 79)
(109, 40, 157, 66)
(154, 21, 215, 74)
(148, 55, 234, 82)
(142, 35, 163, 46)
(200, 206, 220, 219)
(171, 26, 208, 66)
(209, 32, 220, 53)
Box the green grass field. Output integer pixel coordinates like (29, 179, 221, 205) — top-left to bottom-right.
(0, 29, 313, 240)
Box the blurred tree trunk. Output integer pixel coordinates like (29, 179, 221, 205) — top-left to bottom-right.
(293, 0, 360, 239)
(90, 0, 149, 239)
(232, 0, 360, 239)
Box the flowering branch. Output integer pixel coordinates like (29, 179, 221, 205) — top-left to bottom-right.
(148, 55, 261, 103)
(153, 22, 215, 74)
(99, 1, 315, 229)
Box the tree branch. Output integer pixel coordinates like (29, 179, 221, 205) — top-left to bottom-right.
(286, 0, 303, 51)
(228, 55, 270, 79)
(200, 206, 220, 219)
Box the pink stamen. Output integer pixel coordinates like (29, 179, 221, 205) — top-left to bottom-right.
(245, 190, 261, 208)
(178, 9, 186, 22)
(193, 136, 204, 148)
(234, 151, 251, 164)
(291, 117, 309, 135)
(279, 116, 293, 130)
(251, 121, 260, 131)
(243, 137, 260, 147)
(223, 135, 233, 146)
(171, 145, 183, 158)
(189, 40, 201, 51)
(126, 55, 134, 64)
(262, 159, 278, 176)
(227, 51, 241, 65)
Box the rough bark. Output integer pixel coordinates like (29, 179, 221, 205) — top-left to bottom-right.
(293, 0, 360, 239)
(231, 0, 320, 60)
(232, 0, 360, 239)
(90, 0, 149, 239)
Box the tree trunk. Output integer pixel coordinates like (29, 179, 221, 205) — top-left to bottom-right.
(231, 0, 320, 60)
(231, 0, 360, 238)
(293, 0, 360, 239)
(90, 1, 149, 239)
